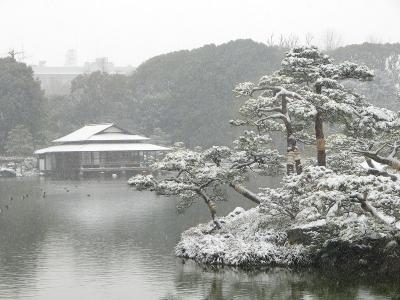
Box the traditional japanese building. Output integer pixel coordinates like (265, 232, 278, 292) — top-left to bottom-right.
(34, 123, 170, 177)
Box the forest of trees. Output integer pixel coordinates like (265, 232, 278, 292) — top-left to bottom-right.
(1, 40, 400, 155)
(44, 40, 284, 147)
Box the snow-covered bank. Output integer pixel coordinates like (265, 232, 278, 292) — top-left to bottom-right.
(176, 206, 310, 267)
(176, 205, 400, 275)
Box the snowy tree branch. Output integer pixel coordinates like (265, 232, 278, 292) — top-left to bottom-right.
(349, 192, 399, 230)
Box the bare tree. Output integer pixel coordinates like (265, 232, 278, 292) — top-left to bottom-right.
(278, 34, 300, 49)
(322, 29, 343, 51)
(266, 34, 275, 47)
(304, 32, 314, 46)
(278, 34, 286, 48)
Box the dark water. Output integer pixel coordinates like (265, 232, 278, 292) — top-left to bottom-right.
(0, 178, 398, 300)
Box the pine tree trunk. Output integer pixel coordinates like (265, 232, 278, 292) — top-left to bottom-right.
(281, 95, 302, 175)
(294, 147, 303, 174)
(315, 85, 326, 167)
(315, 111, 326, 166)
(287, 135, 295, 174)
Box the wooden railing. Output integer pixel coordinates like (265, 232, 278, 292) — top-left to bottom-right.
(80, 160, 151, 171)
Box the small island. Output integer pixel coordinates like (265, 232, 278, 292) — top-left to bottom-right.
(129, 47, 400, 277)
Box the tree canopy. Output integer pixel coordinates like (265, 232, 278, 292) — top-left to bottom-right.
(4, 125, 34, 157)
(42, 41, 400, 152)
(0, 57, 46, 152)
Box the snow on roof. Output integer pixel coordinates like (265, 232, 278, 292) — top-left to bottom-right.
(87, 133, 149, 141)
(53, 124, 114, 142)
(34, 143, 170, 154)
(52, 123, 148, 143)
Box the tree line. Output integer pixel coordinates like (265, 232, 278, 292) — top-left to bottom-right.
(1, 40, 399, 156)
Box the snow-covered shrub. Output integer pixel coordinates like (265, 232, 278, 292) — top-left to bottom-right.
(260, 166, 400, 238)
(176, 206, 311, 267)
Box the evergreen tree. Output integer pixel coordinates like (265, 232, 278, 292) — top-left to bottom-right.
(4, 125, 34, 156)
(0, 57, 46, 151)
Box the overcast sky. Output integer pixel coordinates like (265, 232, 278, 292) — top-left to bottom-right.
(1, 0, 399, 66)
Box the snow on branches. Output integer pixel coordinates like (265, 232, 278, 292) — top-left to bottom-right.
(279, 46, 374, 166)
(260, 166, 400, 238)
(348, 105, 400, 137)
(280, 46, 373, 83)
(176, 166, 400, 267)
(233, 46, 375, 172)
(324, 103, 400, 177)
(128, 134, 284, 227)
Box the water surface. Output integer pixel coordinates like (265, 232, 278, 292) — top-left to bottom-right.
(0, 178, 398, 299)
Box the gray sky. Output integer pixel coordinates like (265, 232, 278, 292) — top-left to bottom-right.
(1, 0, 399, 66)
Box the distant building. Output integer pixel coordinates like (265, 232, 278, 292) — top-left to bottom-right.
(34, 123, 169, 177)
(32, 63, 83, 95)
(32, 54, 134, 95)
(84, 57, 112, 73)
(64, 49, 78, 67)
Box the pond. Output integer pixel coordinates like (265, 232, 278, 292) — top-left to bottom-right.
(0, 177, 399, 299)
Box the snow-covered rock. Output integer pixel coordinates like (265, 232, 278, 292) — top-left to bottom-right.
(287, 219, 329, 245)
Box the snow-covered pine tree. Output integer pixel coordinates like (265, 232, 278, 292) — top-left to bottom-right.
(128, 132, 284, 226)
(232, 47, 374, 174)
(279, 46, 373, 166)
(328, 104, 400, 178)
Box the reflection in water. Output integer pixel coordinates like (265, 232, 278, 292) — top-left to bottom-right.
(0, 178, 398, 300)
(170, 262, 400, 300)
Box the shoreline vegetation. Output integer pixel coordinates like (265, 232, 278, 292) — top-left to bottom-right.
(128, 46, 400, 276)
(0, 156, 38, 177)
(175, 204, 400, 278)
